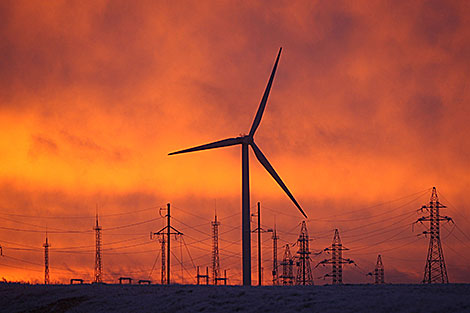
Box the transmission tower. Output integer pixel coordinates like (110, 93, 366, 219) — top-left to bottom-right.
(374, 254, 384, 284)
(160, 235, 166, 284)
(212, 211, 220, 284)
(272, 225, 279, 285)
(43, 232, 50, 285)
(367, 254, 385, 284)
(295, 221, 314, 285)
(415, 187, 453, 284)
(94, 213, 102, 283)
(151, 203, 183, 285)
(316, 229, 355, 284)
(279, 244, 294, 285)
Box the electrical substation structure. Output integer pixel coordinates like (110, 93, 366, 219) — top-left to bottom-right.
(280, 244, 294, 285)
(94, 213, 102, 283)
(196, 266, 209, 285)
(415, 187, 453, 284)
(295, 221, 314, 285)
(151, 203, 183, 285)
(317, 229, 355, 285)
(43, 233, 50, 285)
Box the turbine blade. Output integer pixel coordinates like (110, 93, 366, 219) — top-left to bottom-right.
(168, 137, 242, 155)
(249, 47, 282, 137)
(251, 142, 307, 218)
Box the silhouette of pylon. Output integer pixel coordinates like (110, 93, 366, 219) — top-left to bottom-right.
(279, 244, 294, 285)
(160, 235, 166, 284)
(316, 229, 355, 284)
(151, 203, 183, 285)
(212, 211, 220, 285)
(272, 226, 279, 285)
(94, 213, 102, 283)
(295, 221, 314, 285)
(43, 232, 50, 285)
(374, 254, 384, 284)
(415, 187, 453, 284)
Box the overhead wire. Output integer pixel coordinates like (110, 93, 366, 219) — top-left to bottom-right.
(0, 205, 165, 220)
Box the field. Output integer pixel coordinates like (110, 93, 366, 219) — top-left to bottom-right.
(1, 283, 470, 313)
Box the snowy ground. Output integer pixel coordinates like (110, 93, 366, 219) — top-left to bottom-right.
(1, 283, 469, 313)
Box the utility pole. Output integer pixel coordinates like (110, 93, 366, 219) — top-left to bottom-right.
(272, 225, 279, 285)
(151, 203, 183, 285)
(316, 229, 355, 284)
(415, 187, 453, 283)
(43, 232, 50, 285)
(94, 212, 102, 283)
(295, 221, 314, 285)
(212, 211, 220, 284)
(251, 202, 272, 285)
(279, 244, 294, 285)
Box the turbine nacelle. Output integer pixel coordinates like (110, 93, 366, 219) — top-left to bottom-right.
(241, 135, 253, 145)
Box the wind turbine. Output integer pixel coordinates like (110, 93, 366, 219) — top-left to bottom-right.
(169, 47, 307, 286)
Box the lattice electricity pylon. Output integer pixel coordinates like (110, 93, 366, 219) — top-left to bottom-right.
(279, 244, 294, 285)
(414, 187, 453, 284)
(43, 232, 50, 285)
(295, 221, 314, 285)
(367, 254, 384, 284)
(316, 229, 355, 284)
(212, 211, 220, 285)
(272, 226, 279, 285)
(157, 235, 166, 284)
(94, 213, 102, 283)
(151, 203, 183, 285)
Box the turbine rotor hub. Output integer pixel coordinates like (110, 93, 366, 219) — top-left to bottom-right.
(239, 135, 253, 144)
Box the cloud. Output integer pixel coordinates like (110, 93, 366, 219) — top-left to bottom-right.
(29, 135, 59, 159)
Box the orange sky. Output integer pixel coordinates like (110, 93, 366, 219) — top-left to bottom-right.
(1, 0, 469, 285)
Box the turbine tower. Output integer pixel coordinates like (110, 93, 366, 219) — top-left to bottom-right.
(169, 48, 307, 286)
